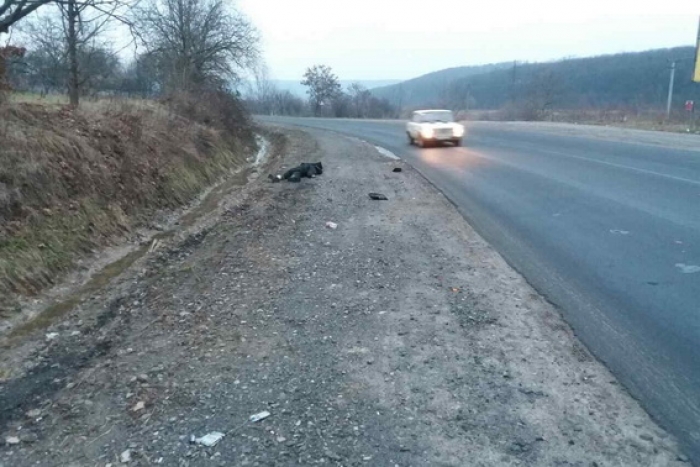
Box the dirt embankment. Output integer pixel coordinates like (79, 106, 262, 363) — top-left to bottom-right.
(0, 125, 688, 466)
(0, 92, 257, 317)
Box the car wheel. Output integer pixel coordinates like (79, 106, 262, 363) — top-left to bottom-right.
(454, 139, 462, 147)
(407, 132, 414, 145)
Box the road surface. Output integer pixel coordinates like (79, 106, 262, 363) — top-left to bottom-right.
(260, 116, 700, 463)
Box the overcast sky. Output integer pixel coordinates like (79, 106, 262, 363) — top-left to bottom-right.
(237, 0, 699, 81)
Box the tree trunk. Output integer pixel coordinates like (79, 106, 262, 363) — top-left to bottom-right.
(66, 0, 80, 107)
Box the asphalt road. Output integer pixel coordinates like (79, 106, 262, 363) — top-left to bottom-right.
(260, 116, 700, 463)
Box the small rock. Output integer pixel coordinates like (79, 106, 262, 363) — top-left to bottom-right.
(27, 409, 41, 418)
(132, 401, 145, 412)
(677, 454, 690, 462)
(325, 221, 338, 230)
(194, 432, 225, 447)
(5, 436, 20, 445)
(20, 432, 38, 443)
(639, 433, 653, 442)
(249, 411, 271, 423)
(120, 449, 131, 463)
(137, 374, 149, 383)
(45, 332, 59, 341)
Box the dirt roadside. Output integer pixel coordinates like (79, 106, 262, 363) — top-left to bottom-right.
(0, 126, 688, 466)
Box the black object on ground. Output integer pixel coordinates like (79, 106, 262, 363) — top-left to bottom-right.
(286, 162, 323, 181)
(269, 162, 323, 183)
(288, 170, 302, 183)
(392, 168, 402, 173)
(369, 193, 389, 201)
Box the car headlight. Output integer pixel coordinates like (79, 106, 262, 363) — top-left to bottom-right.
(421, 128, 434, 138)
(453, 126, 465, 137)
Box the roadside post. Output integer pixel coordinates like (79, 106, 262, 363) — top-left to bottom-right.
(685, 100, 695, 132)
(694, 16, 700, 83)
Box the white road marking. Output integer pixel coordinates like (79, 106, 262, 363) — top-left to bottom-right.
(375, 146, 400, 160)
(675, 263, 700, 274)
(535, 148, 700, 187)
(610, 230, 631, 235)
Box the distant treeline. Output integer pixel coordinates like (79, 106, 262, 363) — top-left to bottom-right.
(373, 46, 700, 117)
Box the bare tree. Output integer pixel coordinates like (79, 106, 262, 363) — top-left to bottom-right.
(16, 4, 128, 104)
(58, 0, 133, 106)
(79, 45, 121, 95)
(521, 69, 563, 120)
(119, 51, 159, 97)
(301, 64, 341, 116)
(3, 0, 133, 102)
(0, 0, 53, 35)
(270, 89, 304, 116)
(441, 79, 475, 112)
(19, 13, 66, 93)
(250, 63, 276, 114)
(347, 82, 371, 118)
(329, 90, 350, 117)
(134, 0, 259, 91)
(0, 44, 25, 99)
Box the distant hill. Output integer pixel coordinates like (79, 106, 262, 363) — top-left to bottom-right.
(373, 47, 700, 111)
(273, 79, 402, 97)
(370, 63, 511, 108)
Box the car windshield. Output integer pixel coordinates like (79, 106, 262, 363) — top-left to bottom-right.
(419, 111, 454, 123)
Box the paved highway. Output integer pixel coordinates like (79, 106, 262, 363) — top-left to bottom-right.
(260, 117, 700, 462)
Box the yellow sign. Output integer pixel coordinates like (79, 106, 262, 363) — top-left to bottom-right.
(695, 16, 700, 82)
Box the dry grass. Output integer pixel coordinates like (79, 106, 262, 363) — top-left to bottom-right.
(0, 92, 256, 314)
(9, 92, 68, 106)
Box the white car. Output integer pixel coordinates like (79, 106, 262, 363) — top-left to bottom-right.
(406, 109, 464, 147)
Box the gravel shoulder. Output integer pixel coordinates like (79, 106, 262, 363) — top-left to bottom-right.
(0, 126, 687, 466)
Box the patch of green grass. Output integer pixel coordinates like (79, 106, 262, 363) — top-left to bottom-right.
(9, 92, 68, 106)
(0, 197, 125, 298)
(7, 241, 152, 341)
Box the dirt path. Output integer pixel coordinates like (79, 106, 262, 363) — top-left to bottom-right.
(0, 127, 688, 466)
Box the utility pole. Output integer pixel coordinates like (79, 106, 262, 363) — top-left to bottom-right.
(694, 15, 700, 83)
(511, 60, 517, 102)
(666, 60, 677, 119)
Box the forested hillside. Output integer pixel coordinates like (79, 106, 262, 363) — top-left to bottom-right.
(373, 46, 700, 114)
